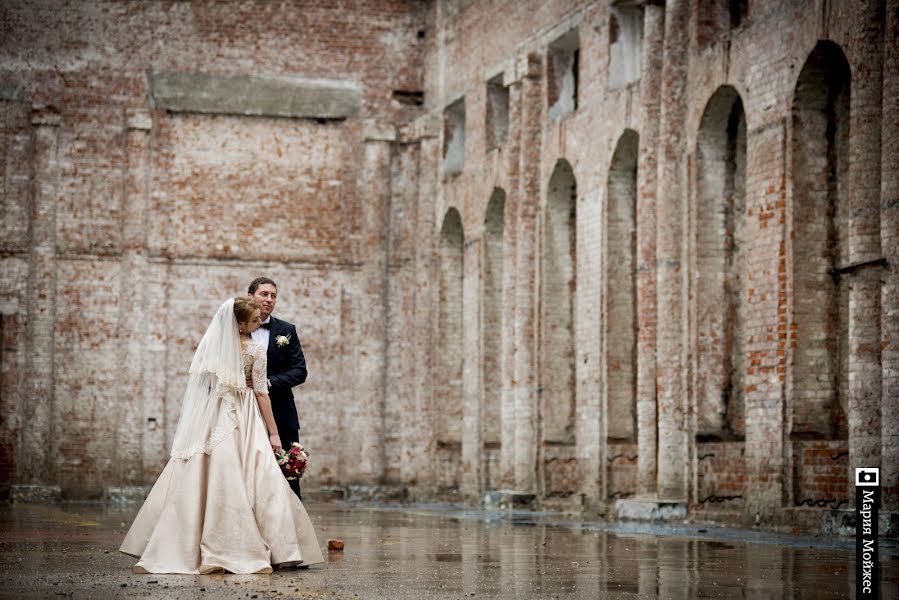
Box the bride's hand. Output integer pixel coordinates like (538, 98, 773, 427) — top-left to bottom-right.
(269, 434, 283, 454)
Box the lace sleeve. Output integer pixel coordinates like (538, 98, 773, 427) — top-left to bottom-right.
(252, 343, 269, 395)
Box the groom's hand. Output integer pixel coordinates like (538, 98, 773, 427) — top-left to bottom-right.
(269, 434, 283, 454)
(246, 377, 253, 388)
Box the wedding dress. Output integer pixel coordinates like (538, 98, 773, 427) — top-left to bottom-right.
(119, 299, 324, 574)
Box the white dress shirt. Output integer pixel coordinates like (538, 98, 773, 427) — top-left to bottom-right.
(251, 315, 271, 350)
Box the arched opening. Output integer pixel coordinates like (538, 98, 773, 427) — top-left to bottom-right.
(483, 189, 505, 489)
(606, 130, 639, 445)
(695, 86, 747, 441)
(790, 41, 851, 509)
(437, 208, 464, 491)
(791, 41, 850, 440)
(541, 160, 577, 447)
(606, 130, 640, 500)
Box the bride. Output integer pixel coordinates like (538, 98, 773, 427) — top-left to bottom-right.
(119, 297, 324, 573)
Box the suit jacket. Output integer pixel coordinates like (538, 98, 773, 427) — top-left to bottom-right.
(265, 315, 307, 431)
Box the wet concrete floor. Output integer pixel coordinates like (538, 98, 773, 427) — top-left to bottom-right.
(1, 500, 897, 599)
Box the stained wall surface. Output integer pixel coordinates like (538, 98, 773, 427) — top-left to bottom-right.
(0, 0, 428, 497)
(1, 0, 896, 531)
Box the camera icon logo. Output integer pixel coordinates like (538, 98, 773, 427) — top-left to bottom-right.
(855, 468, 879, 487)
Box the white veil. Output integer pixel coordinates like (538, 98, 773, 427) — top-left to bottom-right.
(170, 298, 248, 461)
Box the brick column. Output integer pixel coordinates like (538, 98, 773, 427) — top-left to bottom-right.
(402, 114, 441, 493)
(513, 52, 542, 493)
(654, 0, 690, 501)
(743, 118, 788, 519)
(636, 1, 664, 498)
(352, 126, 393, 483)
(575, 182, 602, 506)
(117, 109, 152, 484)
(20, 107, 60, 483)
(880, 0, 899, 510)
(462, 236, 482, 498)
(385, 129, 422, 488)
(499, 80, 521, 489)
(0, 95, 31, 495)
(846, 0, 885, 501)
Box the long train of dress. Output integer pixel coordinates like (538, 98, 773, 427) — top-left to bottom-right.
(119, 387, 324, 574)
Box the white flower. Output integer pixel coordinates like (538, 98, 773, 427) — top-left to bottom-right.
(275, 334, 291, 347)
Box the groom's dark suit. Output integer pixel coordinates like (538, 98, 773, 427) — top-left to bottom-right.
(262, 315, 307, 499)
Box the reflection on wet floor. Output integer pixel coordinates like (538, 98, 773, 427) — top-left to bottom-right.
(0, 501, 896, 599)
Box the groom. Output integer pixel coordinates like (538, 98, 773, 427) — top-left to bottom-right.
(248, 277, 308, 499)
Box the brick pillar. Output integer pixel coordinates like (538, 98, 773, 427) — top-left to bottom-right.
(499, 80, 521, 489)
(117, 109, 152, 484)
(880, 0, 899, 510)
(740, 115, 788, 519)
(482, 191, 506, 489)
(462, 236, 482, 498)
(353, 128, 392, 483)
(654, 0, 690, 501)
(384, 126, 430, 488)
(383, 139, 416, 485)
(576, 182, 602, 507)
(636, 2, 664, 498)
(846, 0, 885, 501)
(513, 52, 542, 493)
(140, 113, 170, 479)
(403, 114, 441, 493)
(0, 96, 31, 495)
(20, 107, 60, 484)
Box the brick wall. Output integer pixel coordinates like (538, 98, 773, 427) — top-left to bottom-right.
(880, 0, 899, 511)
(0, 0, 427, 495)
(695, 441, 746, 510)
(404, 0, 894, 527)
(1, 0, 895, 531)
(793, 441, 850, 510)
(607, 442, 638, 499)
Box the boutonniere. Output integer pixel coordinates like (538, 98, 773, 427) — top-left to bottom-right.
(275, 334, 291, 347)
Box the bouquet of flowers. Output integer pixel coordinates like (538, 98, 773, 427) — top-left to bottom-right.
(276, 442, 308, 480)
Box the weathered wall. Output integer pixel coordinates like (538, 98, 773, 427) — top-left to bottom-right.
(1, 0, 895, 532)
(0, 0, 426, 497)
(406, 0, 897, 531)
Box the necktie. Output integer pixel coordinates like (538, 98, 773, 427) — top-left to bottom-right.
(260, 322, 271, 329)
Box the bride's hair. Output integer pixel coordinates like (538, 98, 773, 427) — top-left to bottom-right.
(233, 296, 260, 325)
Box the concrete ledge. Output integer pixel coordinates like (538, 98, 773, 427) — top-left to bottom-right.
(330, 484, 409, 502)
(149, 71, 362, 120)
(362, 118, 396, 142)
(103, 486, 151, 504)
(614, 498, 688, 522)
(10, 484, 61, 503)
(482, 490, 537, 511)
(351, 484, 408, 502)
(315, 486, 349, 501)
(819, 508, 896, 537)
(399, 113, 441, 141)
